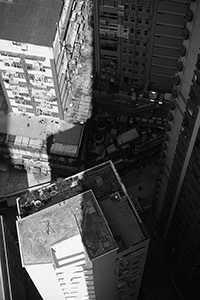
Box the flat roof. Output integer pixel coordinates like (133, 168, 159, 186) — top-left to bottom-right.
(116, 128, 139, 145)
(100, 196, 145, 250)
(16, 190, 118, 265)
(0, 112, 83, 145)
(17, 161, 148, 262)
(0, 0, 63, 47)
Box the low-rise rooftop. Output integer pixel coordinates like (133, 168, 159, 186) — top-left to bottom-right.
(16, 190, 118, 265)
(0, 112, 83, 157)
(0, 112, 82, 142)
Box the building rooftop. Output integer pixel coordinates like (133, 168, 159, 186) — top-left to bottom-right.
(17, 161, 148, 264)
(0, 0, 63, 47)
(0, 112, 83, 156)
(100, 194, 145, 251)
(16, 190, 118, 265)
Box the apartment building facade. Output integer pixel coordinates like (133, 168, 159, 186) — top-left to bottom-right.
(149, 0, 193, 93)
(94, 0, 154, 87)
(16, 161, 149, 300)
(94, 0, 153, 96)
(151, 1, 200, 299)
(93, 0, 194, 108)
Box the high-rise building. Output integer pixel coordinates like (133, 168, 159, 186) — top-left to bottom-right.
(148, 0, 193, 93)
(93, 0, 193, 108)
(0, 0, 93, 174)
(0, 0, 93, 123)
(16, 161, 149, 300)
(151, 1, 200, 299)
(0, 215, 26, 300)
(94, 0, 153, 90)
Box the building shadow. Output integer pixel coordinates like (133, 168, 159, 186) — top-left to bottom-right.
(46, 118, 91, 181)
(0, 82, 28, 208)
(0, 84, 43, 300)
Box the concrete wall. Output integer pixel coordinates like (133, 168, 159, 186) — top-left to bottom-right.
(26, 263, 65, 300)
(0, 39, 61, 118)
(93, 250, 117, 300)
(155, 0, 200, 218)
(149, 0, 190, 93)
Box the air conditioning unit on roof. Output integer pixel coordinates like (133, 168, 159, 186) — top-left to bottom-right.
(21, 44, 28, 51)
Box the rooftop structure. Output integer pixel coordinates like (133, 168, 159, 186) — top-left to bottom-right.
(116, 128, 139, 146)
(17, 190, 118, 265)
(16, 161, 149, 300)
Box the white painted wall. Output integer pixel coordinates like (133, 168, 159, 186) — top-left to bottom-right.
(25, 263, 65, 300)
(0, 39, 53, 59)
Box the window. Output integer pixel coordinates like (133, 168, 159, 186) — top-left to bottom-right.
(26, 108, 34, 113)
(193, 72, 200, 88)
(123, 77, 129, 83)
(12, 41, 22, 46)
(196, 54, 200, 70)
